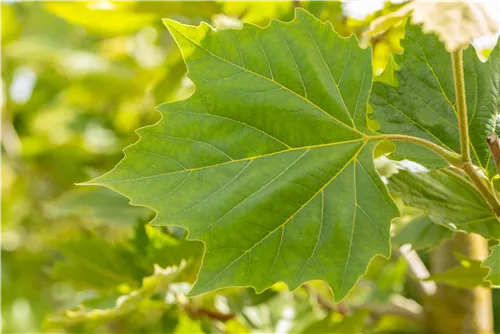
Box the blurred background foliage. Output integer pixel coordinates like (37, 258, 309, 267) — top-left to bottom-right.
(1, 1, 499, 333)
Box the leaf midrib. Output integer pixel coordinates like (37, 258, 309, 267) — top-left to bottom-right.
(102, 138, 365, 184)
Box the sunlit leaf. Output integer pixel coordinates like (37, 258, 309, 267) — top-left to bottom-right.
(1, 4, 20, 45)
(220, 1, 293, 24)
(44, 2, 156, 36)
(87, 9, 399, 300)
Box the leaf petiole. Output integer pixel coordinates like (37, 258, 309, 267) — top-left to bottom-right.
(366, 134, 462, 167)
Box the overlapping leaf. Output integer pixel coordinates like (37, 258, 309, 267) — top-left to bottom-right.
(388, 169, 500, 239)
(393, 215, 453, 251)
(425, 253, 489, 289)
(483, 244, 500, 287)
(87, 9, 399, 300)
(371, 24, 500, 174)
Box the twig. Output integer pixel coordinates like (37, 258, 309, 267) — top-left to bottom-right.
(303, 283, 424, 325)
(185, 307, 236, 322)
(302, 284, 350, 315)
(487, 133, 500, 175)
(397, 245, 436, 296)
(368, 295, 425, 325)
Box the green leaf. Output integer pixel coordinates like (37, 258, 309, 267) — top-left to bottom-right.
(425, 253, 489, 289)
(220, 1, 294, 24)
(373, 52, 399, 87)
(483, 244, 500, 287)
(1, 4, 20, 45)
(46, 262, 185, 329)
(44, 2, 156, 36)
(371, 23, 500, 175)
(44, 1, 221, 37)
(388, 169, 500, 239)
(53, 226, 201, 290)
(45, 187, 151, 226)
(87, 9, 399, 300)
(53, 235, 145, 289)
(302, 310, 370, 334)
(392, 215, 453, 251)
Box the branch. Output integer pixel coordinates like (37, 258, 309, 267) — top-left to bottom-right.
(303, 283, 424, 325)
(367, 295, 425, 325)
(396, 245, 436, 297)
(185, 307, 236, 322)
(302, 284, 351, 315)
(486, 133, 500, 175)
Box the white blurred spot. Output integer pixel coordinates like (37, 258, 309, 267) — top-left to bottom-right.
(11, 299, 33, 329)
(83, 123, 118, 154)
(62, 52, 109, 76)
(473, 1, 500, 58)
(2, 230, 21, 251)
(9, 67, 36, 105)
(398, 159, 428, 173)
(87, 1, 116, 10)
(212, 14, 243, 30)
(343, 0, 385, 20)
(276, 305, 295, 333)
(215, 295, 231, 313)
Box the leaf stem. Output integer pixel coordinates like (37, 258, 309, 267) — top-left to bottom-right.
(462, 161, 500, 215)
(451, 50, 470, 163)
(367, 134, 461, 167)
(450, 49, 500, 215)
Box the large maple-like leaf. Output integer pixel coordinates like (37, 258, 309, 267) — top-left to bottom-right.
(86, 9, 399, 300)
(371, 24, 500, 174)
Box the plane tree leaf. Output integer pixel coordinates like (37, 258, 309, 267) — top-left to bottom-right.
(86, 9, 399, 300)
(370, 23, 500, 175)
(483, 244, 500, 287)
(388, 169, 500, 239)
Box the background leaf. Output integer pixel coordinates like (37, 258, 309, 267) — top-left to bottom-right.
(425, 253, 489, 289)
(483, 244, 500, 287)
(392, 215, 453, 251)
(388, 169, 500, 239)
